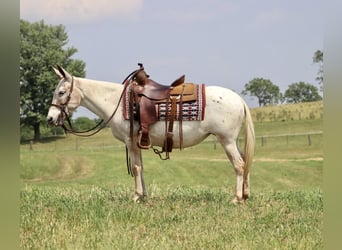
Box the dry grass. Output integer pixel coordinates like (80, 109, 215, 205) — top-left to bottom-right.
(251, 101, 323, 122)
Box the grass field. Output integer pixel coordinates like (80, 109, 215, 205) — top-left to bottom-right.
(20, 112, 323, 249)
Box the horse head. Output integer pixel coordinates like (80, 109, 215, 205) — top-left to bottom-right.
(47, 65, 82, 126)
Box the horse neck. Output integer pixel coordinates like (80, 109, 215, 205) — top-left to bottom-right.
(75, 77, 123, 119)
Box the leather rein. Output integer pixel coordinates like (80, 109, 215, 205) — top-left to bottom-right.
(51, 68, 143, 137)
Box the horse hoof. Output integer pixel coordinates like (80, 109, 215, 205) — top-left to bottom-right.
(243, 193, 250, 200)
(231, 197, 245, 204)
(133, 195, 141, 203)
(133, 194, 145, 203)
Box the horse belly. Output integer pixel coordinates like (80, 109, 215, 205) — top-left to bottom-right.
(149, 121, 210, 148)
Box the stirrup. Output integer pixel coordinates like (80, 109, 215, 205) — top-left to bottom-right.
(137, 131, 151, 149)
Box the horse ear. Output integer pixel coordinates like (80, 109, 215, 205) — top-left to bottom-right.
(57, 64, 67, 78)
(52, 66, 64, 79)
(54, 64, 72, 80)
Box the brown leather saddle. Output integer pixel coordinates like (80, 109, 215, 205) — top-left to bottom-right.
(128, 65, 197, 157)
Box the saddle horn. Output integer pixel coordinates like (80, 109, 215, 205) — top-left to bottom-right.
(136, 63, 149, 79)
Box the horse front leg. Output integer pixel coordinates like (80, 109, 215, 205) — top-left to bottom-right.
(132, 164, 147, 202)
(126, 143, 147, 202)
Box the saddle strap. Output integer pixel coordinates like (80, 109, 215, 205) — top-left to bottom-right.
(163, 95, 178, 153)
(178, 85, 184, 150)
(129, 86, 135, 139)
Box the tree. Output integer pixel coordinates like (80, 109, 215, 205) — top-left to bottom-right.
(313, 50, 323, 88)
(20, 19, 86, 140)
(241, 78, 281, 106)
(284, 82, 322, 103)
(73, 117, 97, 131)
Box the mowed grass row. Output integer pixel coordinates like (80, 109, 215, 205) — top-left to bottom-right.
(20, 146, 322, 192)
(20, 119, 323, 249)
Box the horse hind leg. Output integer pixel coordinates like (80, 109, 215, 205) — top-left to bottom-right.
(243, 174, 250, 200)
(238, 149, 250, 200)
(220, 141, 247, 203)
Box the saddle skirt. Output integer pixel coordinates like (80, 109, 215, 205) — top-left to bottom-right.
(123, 83, 206, 121)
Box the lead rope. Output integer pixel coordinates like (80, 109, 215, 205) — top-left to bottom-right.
(61, 81, 127, 137)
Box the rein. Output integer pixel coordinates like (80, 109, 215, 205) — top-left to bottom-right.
(54, 67, 144, 137)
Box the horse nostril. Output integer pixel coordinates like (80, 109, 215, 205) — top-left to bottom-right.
(47, 116, 53, 124)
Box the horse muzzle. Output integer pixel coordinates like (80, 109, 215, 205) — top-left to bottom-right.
(47, 106, 66, 126)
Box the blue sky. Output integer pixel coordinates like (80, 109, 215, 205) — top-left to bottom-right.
(21, 0, 323, 118)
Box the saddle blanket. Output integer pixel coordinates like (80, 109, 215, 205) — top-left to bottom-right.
(123, 84, 206, 121)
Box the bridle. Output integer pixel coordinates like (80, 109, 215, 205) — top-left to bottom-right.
(50, 76, 75, 126)
(49, 75, 105, 136)
(49, 64, 145, 137)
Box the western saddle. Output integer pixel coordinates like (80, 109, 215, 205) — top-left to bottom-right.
(128, 64, 197, 158)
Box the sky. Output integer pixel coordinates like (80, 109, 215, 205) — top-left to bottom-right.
(20, 0, 323, 118)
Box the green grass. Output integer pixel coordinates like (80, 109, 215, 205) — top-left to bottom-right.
(21, 186, 322, 249)
(253, 119, 322, 136)
(20, 117, 323, 249)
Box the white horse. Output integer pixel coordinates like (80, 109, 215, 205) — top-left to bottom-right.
(47, 65, 255, 203)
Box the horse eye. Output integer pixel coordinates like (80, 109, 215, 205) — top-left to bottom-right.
(58, 91, 66, 97)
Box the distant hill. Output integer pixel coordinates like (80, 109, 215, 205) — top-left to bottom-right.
(250, 101, 323, 122)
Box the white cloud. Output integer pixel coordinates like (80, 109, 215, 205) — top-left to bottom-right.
(20, 0, 143, 23)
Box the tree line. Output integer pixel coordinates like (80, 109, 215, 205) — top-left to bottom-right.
(20, 19, 323, 141)
(241, 51, 323, 107)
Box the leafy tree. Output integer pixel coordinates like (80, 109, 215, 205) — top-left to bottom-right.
(284, 82, 322, 103)
(72, 117, 97, 131)
(241, 78, 281, 106)
(20, 19, 86, 140)
(313, 50, 323, 88)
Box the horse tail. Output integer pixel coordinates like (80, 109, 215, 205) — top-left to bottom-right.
(241, 98, 255, 178)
